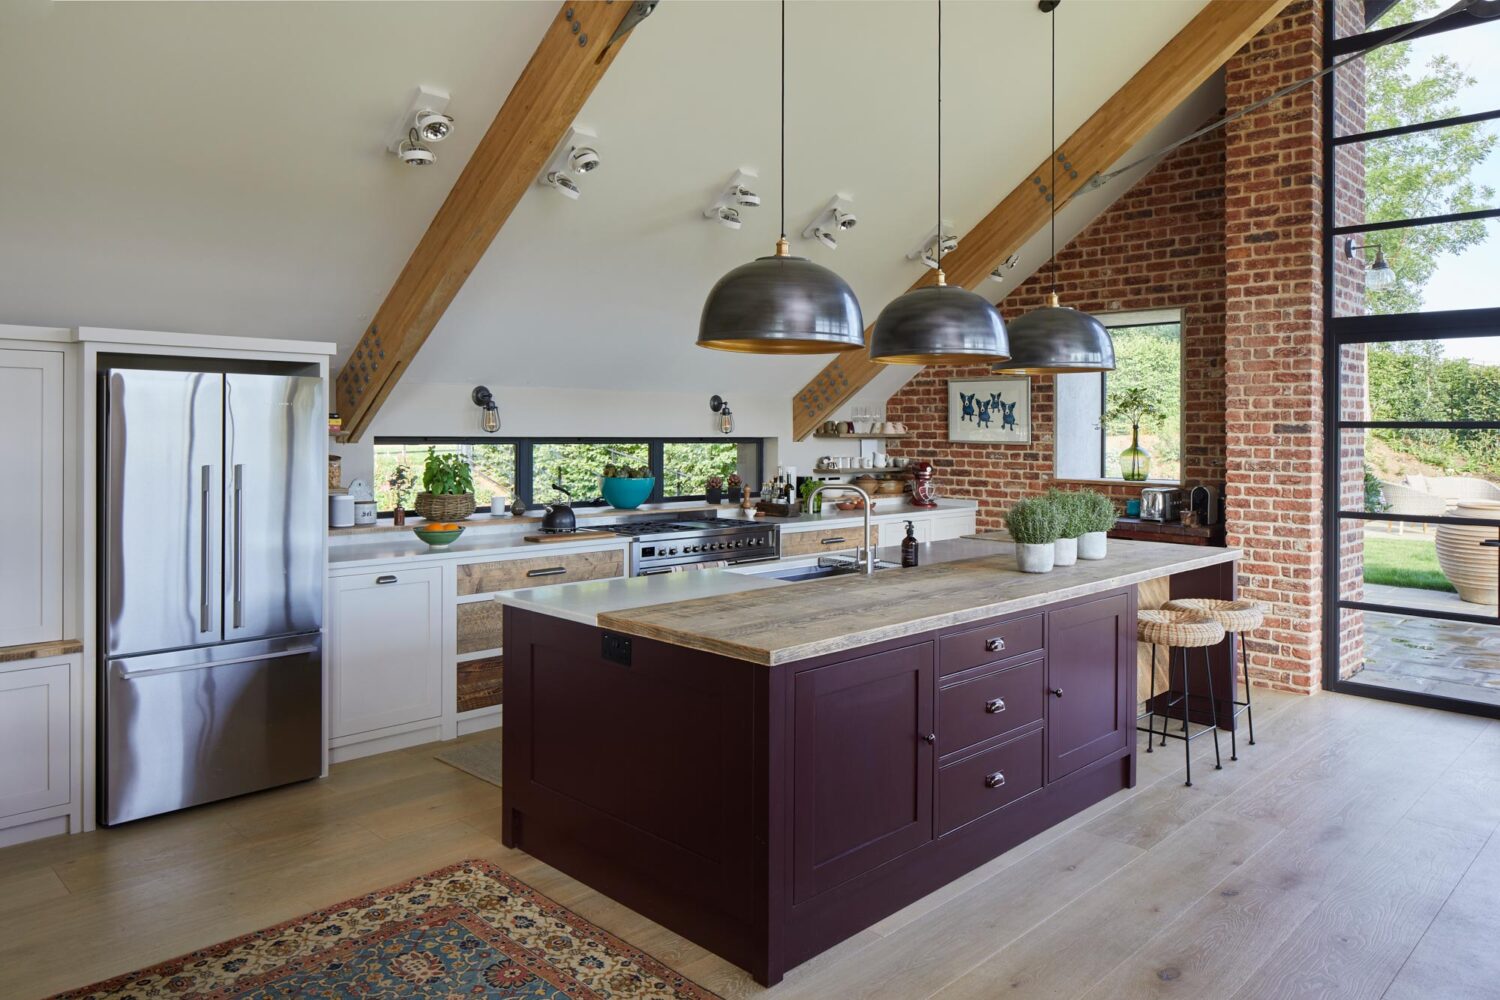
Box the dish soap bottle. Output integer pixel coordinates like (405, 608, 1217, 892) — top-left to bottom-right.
(901, 520, 919, 568)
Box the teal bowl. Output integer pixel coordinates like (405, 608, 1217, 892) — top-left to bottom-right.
(601, 476, 655, 510)
(413, 525, 465, 547)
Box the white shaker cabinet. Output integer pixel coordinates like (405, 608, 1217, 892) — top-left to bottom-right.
(329, 567, 444, 739)
(0, 660, 72, 824)
(0, 348, 64, 647)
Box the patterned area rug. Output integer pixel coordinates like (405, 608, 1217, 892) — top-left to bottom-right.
(48, 859, 721, 999)
(435, 737, 502, 787)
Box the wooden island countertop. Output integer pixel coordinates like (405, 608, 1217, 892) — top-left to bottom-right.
(594, 538, 1239, 665)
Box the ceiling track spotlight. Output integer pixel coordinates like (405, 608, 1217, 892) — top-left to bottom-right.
(704, 169, 761, 229)
(801, 196, 857, 250)
(536, 125, 600, 200)
(989, 252, 1021, 283)
(386, 86, 452, 166)
(905, 224, 959, 270)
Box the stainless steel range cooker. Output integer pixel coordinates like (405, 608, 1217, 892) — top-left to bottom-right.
(609, 517, 780, 575)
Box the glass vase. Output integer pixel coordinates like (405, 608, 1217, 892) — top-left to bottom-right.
(1118, 425, 1151, 482)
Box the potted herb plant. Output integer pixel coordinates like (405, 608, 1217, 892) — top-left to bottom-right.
(1107, 385, 1166, 482)
(1046, 489, 1088, 567)
(387, 464, 413, 526)
(414, 448, 476, 521)
(1006, 497, 1061, 573)
(1077, 490, 1118, 559)
(726, 473, 744, 504)
(705, 475, 724, 505)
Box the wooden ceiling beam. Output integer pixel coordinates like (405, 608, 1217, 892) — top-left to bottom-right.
(790, 0, 1292, 441)
(336, 0, 649, 443)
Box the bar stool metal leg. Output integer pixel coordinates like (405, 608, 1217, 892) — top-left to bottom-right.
(1180, 647, 1192, 787)
(1145, 644, 1157, 753)
(1241, 631, 1256, 746)
(1204, 646, 1222, 770)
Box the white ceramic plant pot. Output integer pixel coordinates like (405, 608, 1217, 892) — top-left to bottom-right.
(1054, 536, 1078, 566)
(1077, 531, 1108, 560)
(1016, 542, 1056, 574)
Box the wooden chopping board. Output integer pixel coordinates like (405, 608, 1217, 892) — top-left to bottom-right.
(522, 529, 623, 543)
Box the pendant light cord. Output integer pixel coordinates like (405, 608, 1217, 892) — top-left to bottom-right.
(1049, 3, 1057, 300)
(780, 0, 787, 242)
(936, 0, 943, 274)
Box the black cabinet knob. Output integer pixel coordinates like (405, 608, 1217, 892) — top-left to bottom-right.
(1050, 687, 1064, 698)
(922, 732, 936, 745)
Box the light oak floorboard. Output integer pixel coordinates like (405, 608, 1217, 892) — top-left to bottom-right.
(3, 689, 1495, 1000)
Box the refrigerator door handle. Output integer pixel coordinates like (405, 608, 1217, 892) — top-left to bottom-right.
(115, 645, 321, 680)
(200, 464, 213, 633)
(232, 463, 245, 629)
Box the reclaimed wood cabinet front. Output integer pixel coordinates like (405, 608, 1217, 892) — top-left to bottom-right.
(791, 642, 934, 903)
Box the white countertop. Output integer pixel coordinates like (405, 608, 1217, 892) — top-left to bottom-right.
(494, 566, 789, 626)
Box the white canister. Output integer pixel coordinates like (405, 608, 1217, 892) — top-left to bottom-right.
(329, 492, 355, 528)
(353, 499, 378, 526)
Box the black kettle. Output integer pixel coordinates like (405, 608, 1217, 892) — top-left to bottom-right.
(541, 503, 576, 534)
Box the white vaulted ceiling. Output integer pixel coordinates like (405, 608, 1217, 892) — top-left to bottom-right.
(0, 0, 1214, 397)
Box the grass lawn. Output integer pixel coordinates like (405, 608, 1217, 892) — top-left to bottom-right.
(1363, 533, 1457, 592)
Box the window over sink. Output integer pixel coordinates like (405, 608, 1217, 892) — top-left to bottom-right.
(1053, 308, 1183, 484)
(371, 437, 763, 514)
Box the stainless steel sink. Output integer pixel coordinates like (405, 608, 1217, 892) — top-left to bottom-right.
(759, 560, 898, 583)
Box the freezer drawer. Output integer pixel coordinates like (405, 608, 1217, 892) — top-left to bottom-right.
(102, 635, 322, 825)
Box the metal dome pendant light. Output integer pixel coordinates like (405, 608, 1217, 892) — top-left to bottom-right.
(994, 2, 1114, 375)
(697, 2, 863, 355)
(870, 0, 1008, 366)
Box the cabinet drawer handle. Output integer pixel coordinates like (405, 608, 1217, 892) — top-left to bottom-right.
(985, 697, 1006, 714)
(922, 732, 936, 745)
(985, 637, 1007, 653)
(821, 536, 847, 545)
(527, 567, 568, 578)
(375, 575, 398, 584)
(985, 771, 1006, 789)
(1050, 687, 1064, 698)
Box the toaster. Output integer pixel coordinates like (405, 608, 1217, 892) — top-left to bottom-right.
(1139, 487, 1183, 523)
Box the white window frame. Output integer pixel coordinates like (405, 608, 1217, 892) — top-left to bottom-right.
(1052, 307, 1186, 486)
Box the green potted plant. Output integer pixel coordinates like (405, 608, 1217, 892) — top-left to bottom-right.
(1045, 489, 1090, 567)
(415, 448, 476, 521)
(387, 464, 414, 526)
(1076, 490, 1118, 560)
(1005, 496, 1062, 573)
(1107, 386, 1166, 482)
(705, 475, 724, 505)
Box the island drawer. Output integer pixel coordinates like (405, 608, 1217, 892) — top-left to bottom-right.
(938, 656, 1044, 755)
(939, 613, 1044, 676)
(937, 727, 1044, 836)
(456, 550, 624, 596)
(780, 527, 870, 558)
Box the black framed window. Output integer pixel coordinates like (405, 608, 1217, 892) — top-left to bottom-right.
(370, 437, 763, 513)
(1323, 0, 1500, 718)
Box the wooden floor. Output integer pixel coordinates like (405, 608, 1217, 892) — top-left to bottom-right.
(3, 688, 1498, 1000)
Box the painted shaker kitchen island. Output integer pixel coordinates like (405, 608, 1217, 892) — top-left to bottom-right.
(497, 539, 1240, 985)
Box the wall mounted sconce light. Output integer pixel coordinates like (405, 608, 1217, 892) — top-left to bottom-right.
(472, 386, 500, 433)
(1344, 238, 1395, 289)
(710, 394, 734, 434)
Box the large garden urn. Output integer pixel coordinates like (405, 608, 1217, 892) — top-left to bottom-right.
(1434, 500, 1500, 605)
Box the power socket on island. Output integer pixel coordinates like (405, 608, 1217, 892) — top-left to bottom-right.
(601, 633, 633, 667)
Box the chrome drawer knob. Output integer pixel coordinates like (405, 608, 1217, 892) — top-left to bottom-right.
(985, 637, 1007, 653)
(985, 771, 1006, 788)
(1050, 687, 1064, 698)
(985, 697, 1006, 714)
(922, 732, 937, 745)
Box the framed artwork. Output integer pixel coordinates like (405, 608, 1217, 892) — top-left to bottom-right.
(948, 376, 1031, 444)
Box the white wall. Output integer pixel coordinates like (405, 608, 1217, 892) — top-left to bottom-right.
(338, 380, 864, 492)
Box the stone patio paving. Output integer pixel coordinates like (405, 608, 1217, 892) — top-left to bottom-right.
(1352, 586, 1500, 707)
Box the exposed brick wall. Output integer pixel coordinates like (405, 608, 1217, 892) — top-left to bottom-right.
(885, 126, 1228, 533)
(1222, 0, 1326, 694)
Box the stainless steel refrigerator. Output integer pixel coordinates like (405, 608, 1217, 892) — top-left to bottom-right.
(100, 364, 324, 824)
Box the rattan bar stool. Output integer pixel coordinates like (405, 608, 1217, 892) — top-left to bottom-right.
(1136, 610, 1225, 787)
(1163, 598, 1266, 761)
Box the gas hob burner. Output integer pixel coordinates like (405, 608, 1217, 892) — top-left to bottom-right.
(619, 517, 780, 574)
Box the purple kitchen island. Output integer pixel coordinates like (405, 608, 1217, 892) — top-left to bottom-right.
(497, 538, 1240, 985)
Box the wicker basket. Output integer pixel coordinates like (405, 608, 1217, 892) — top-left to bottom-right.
(414, 492, 476, 522)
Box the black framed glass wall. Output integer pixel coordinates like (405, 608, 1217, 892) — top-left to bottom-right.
(1322, 0, 1500, 717)
(371, 437, 762, 513)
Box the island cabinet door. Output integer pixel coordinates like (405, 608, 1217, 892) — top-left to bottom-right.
(1045, 591, 1133, 783)
(792, 642, 935, 904)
